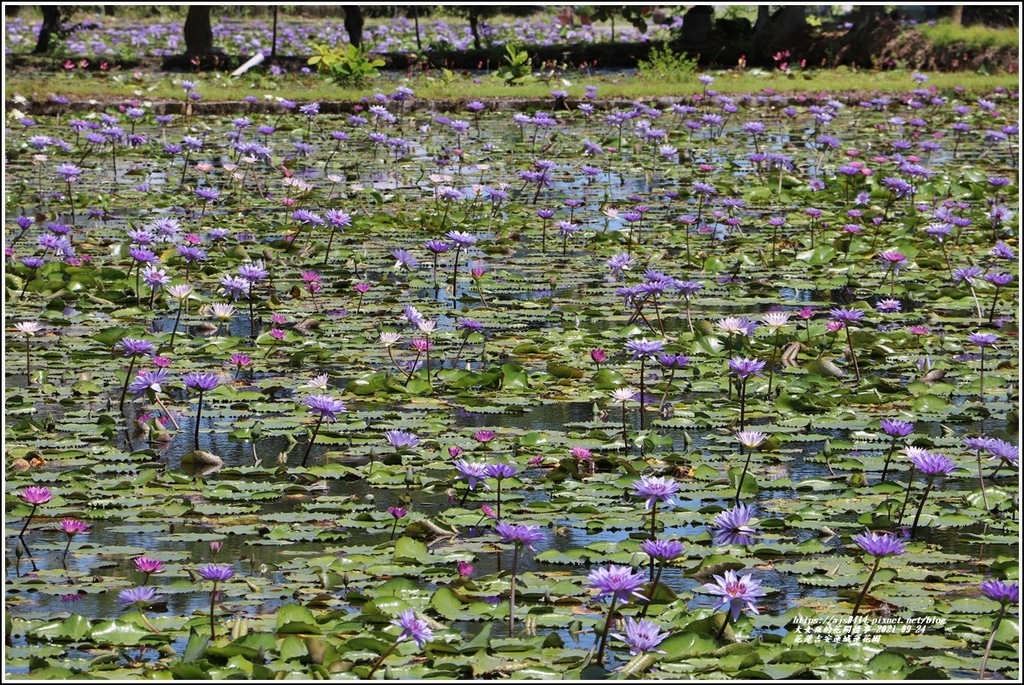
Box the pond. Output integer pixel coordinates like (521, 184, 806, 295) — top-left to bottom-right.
(4, 78, 1019, 679)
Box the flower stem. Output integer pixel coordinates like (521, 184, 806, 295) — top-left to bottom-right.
(452, 334, 470, 368)
(910, 476, 936, 537)
(18, 505, 37, 559)
(846, 325, 861, 383)
(118, 355, 138, 413)
(451, 245, 462, 302)
(638, 358, 646, 431)
(715, 612, 732, 641)
(968, 284, 983, 320)
(658, 368, 675, 416)
(979, 348, 986, 399)
(425, 338, 432, 383)
(387, 347, 411, 380)
(169, 301, 184, 351)
(897, 465, 917, 526)
(980, 603, 1008, 678)
(366, 640, 400, 679)
(509, 544, 519, 635)
(594, 595, 619, 667)
(138, 610, 162, 634)
(767, 331, 781, 396)
(852, 557, 882, 618)
(248, 296, 256, 341)
(976, 449, 990, 511)
(154, 394, 180, 431)
(209, 582, 218, 639)
(300, 415, 324, 468)
(649, 501, 658, 540)
(621, 403, 629, 452)
(735, 444, 755, 506)
(987, 286, 1002, 323)
(726, 336, 734, 400)
(193, 393, 204, 451)
(640, 563, 664, 618)
(738, 379, 747, 432)
(66, 180, 76, 223)
(879, 438, 898, 483)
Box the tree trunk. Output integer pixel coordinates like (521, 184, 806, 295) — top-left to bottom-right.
(753, 5, 770, 34)
(469, 10, 481, 51)
(752, 5, 806, 63)
(852, 4, 889, 27)
(950, 5, 963, 25)
(343, 6, 363, 47)
(270, 5, 278, 60)
(184, 6, 214, 56)
(830, 5, 897, 69)
(679, 5, 714, 43)
(33, 5, 62, 54)
(413, 5, 421, 52)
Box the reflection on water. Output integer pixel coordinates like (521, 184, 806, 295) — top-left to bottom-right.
(15, 390, 1017, 648)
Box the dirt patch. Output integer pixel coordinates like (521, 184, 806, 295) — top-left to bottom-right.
(805, 17, 1018, 73)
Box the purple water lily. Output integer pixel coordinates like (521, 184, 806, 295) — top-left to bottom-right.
(589, 563, 649, 665)
(851, 530, 906, 617)
(710, 503, 758, 546)
(705, 569, 766, 623)
(197, 563, 235, 639)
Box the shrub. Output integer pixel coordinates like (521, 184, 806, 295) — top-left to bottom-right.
(916, 21, 1019, 51)
(637, 44, 698, 81)
(308, 43, 385, 86)
(494, 44, 533, 85)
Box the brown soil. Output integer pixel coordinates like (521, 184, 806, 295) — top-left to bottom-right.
(804, 16, 1018, 73)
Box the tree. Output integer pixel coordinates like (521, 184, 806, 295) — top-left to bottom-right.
(343, 6, 363, 48)
(183, 5, 215, 56)
(752, 5, 807, 62)
(32, 5, 66, 54)
(938, 5, 1017, 27)
(447, 6, 541, 51)
(589, 5, 652, 43)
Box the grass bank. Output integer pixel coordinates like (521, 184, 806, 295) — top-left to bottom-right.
(915, 20, 1019, 51)
(5, 67, 1020, 111)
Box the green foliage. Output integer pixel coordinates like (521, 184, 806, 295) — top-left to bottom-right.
(589, 5, 650, 34)
(915, 21, 1019, 50)
(494, 43, 533, 85)
(307, 43, 384, 86)
(638, 44, 698, 81)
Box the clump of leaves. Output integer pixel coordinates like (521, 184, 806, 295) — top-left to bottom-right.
(308, 43, 385, 87)
(495, 43, 533, 85)
(638, 44, 698, 81)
